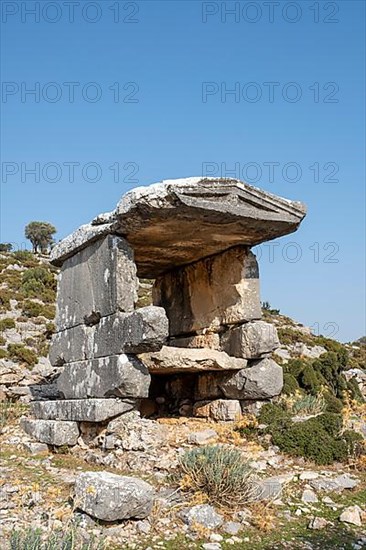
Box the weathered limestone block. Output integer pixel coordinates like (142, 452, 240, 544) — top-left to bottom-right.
(31, 398, 136, 422)
(20, 417, 79, 446)
(153, 246, 261, 336)
(50, 219, 116, 266)
(116, 177, 307, 278)
(170, 333, 221, 350)
(95, 306, 168, 356)
(219, 358, 283, 400)
(193, 399, 242, 421)
(139, 346, 247, 374)
(74, 471, 155, 521)
(49, 306, 168, 365)
(221, 321, 280, 359)
(195, 372, 223, 400)
(57, 355, 150, 399)
(195, 358, 283, 400)
(240, 358, 283, 399)
(55, 235, 138, 330)
(49, 324, 94, 366)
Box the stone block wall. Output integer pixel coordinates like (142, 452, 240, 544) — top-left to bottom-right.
(21, 177, 307, 446)
(22, 235, 169, 446)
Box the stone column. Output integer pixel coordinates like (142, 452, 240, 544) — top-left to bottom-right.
(22, 234, 168, 446)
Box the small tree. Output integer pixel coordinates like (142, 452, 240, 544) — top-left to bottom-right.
(0, 243, 12, 252)
(25, 221, 56, 254)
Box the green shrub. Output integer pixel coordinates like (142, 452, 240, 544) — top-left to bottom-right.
(0, 349, 8, 359)
(290, 394, 325, 416)
(323, 392, 343, 413)
(259, 403, 291, 426)
(0, 289, 12, 310)
(21, 267, 56, 302)
(282, 373, 300, 395)
(277, 327, 314, 347)
(341, 430, 364, 457)
(299, 365, 322, 394)
(179, 445, 256, 507)
(285, 358, 307, 378)
(12, 250, 38, 267)
(316, 412, 343, 436)
(270, 416, 348, 465)
(22, 300, 55, 320)
(7, 344, 38, 367)
(347, 377, 365, 402)
(0, 335, 5, 345)
(0, 317, 16, 331)
(9, 525, 104, 549)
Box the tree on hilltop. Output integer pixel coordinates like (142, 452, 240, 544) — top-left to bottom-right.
(25, 221, 57, 254)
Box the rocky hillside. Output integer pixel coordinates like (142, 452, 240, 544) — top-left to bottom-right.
(0, 251, 365, 550)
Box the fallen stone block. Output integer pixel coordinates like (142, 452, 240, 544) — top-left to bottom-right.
(74, 471, 155, 521)
(153, 246, 261, 335)
(55, 234, 138, 330)
(49, 306, 168, 365)
(193, 399, 242, 421)
(57, 354, 150, 399)
(218, 358, 283, 400)
(20, 417, 79, 446)
(139, 346, 247, 374)
(220, 321, 280, 359)
(31, 398, 136, 422)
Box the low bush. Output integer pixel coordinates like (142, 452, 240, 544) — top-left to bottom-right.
(9, 525, 104, 549)
(282, 373, 300, 395)
(179, 445, 256, 507)
(270, 416, 348, 465)
(12, 250, 38, 267)
(288, 393, 325, 416)
(21, 266, 56, 303)
(0, 317, 16, 331)
(21, 300, 55, 320)
(0, 335, 6, 345)
(0, 289, 12, 311)
(0, 401, 28, 432)
(0, 349, 8, 359)
(259, 403, 291, 426)
(347, 377, 365, 402)
(323, 391, 343, 413)
(7, 344, 38, 367)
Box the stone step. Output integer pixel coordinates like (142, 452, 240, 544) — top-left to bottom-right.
(49, 306, 168, 366)
(21, 417, 79, 446)
(139, 346, 247, 374)
(57, 354, 150, 400)
(31, 398, 136, 422)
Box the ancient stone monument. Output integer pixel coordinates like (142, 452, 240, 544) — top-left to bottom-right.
(21, 177, 306, 446)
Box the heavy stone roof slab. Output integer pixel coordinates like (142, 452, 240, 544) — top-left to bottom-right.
(51, 177, 306, 276)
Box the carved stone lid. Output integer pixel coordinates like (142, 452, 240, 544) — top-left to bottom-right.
(51, 177, 307, 277)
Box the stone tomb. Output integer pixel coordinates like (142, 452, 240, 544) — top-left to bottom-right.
(21, 177, 306, 446)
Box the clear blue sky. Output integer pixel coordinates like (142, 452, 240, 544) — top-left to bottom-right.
(1, 0, 365, 342)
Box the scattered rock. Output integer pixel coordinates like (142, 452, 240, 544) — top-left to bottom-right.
(339, 505, 362, 527)
(308, 517, 331, 530)
(180, 504, 223, 530)
(223, 521, 242, 535)
(187, 429, 218, 445)
(74, 471, 155, 521)
(301, 489, 318, 504)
